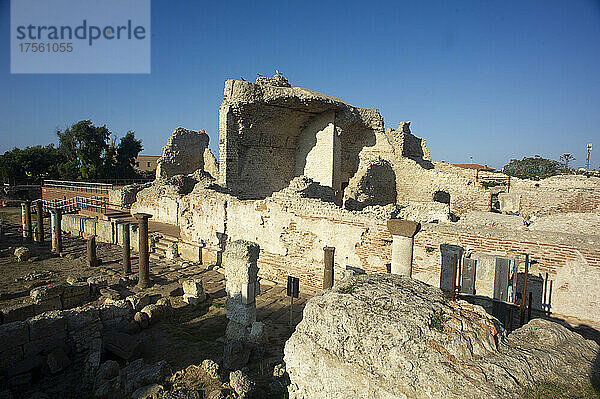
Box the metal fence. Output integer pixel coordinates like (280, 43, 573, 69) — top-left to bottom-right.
(32, 196, 107, 214)
(42, 178, 152, 194)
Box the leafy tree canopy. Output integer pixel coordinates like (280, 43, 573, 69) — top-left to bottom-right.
(0, 120, 144, 183)
(502, 156, 563, 180)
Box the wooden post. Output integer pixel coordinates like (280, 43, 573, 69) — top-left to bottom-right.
(323, 246, 335, 290)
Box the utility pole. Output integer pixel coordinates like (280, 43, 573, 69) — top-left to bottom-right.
(586, 144, 592, 171)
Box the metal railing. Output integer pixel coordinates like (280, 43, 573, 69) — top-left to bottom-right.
(32, 196, 107, 214)
(42, 178, 153, 194)
(43, 180, 113, 195)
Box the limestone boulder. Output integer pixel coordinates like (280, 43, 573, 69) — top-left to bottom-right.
(14, 247, 30, 262)
(283, 274, 600, 399)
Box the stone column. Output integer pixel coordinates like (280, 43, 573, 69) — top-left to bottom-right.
(323, 246, 335, 289)
(21, 201, 33, 242)
(121, 222, 131, 274)
(134, 213, 152, 289)
(35, 201, 44, 243)
(50, 209, 62, 254)
(387, 219, 421, 277)
(86, 235, 98, 267)
(223, 240, 261, 370)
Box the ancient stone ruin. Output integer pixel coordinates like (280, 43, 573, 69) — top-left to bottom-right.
(284, 274, 600, 398)
(1, 73, 598, 398)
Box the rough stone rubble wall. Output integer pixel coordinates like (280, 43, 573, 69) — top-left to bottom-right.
(0, 301, 133, 372)
(509, 176, 600, 216)
(217, 79, 492, 212)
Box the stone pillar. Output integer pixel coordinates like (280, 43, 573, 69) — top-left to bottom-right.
(323, 246, 335, 289)
(387, 219, 421, 277)
(223, 240, 260, 339)
(134, 213, 152, 289)
(35, 201, 44, 243)
(121, 222, 131, 275)
(223, 240, 261, 370)
(86, 235, 98, 267)
(21, 201, 33, 242)
(50, 209, 62, 254)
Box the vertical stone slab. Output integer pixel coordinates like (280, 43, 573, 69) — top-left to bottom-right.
(461, 258, 477, 295)
(323, 247, 335, 289)
(134, 213, 152, 289)
(35, 201, 44, 243)
(50, 209, 62, 254)
(387, 220, 421, 277)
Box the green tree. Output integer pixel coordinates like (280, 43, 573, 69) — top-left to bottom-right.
(0, 145, 64, 184)
(115, 131, 143, 178)
(502, 156, 562, 180)
(57, 120, 111, 179)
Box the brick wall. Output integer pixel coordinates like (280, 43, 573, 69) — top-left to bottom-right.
(412, 225, 600, 322)
(42, 187, 108, 202)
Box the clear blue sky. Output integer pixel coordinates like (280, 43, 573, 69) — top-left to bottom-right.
(1, 0, 599, 169)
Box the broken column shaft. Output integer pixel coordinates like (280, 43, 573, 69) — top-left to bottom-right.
(50, 209, 62, 254)
(21, 201, 33, 242)
(121, 222, 131, 274)
(86, 235, 98, 267)
(387, 219, 421, 277)
(323, 246, 335, 289)
(134, 213, 152, 289)
(224, 240, 260, 339)
(35, 201, 44, 243)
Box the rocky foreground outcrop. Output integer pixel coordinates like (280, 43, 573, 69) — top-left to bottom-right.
(283, 274, 600, 399)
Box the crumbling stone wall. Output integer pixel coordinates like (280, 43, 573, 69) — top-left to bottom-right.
(0, 300, 133, 373)
(217, 78, 492, 213)
(156, 127, 212, 179)
(508, 175, 600, 216)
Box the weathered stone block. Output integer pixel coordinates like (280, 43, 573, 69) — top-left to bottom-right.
(1, 303, 35, 323)
(225, 298, 256, 326)
(30, 283, 63, 303)
(222, 340, 251, 370)
(182, 278, 205, 299)
(23, 334, 67, 357)
(33, 296, 63, 313)
(63, 307, 100, 331)
(498, 192, 521, 215)
(0, 345, 24, 371)
(387, 219, 421, 238)
(46, 346, 71, 374)
(126, 294, 151, 312)
(226, 320, 248, 341)
(62, 282, 90, 298)
(27, 311, 67, 341)
(178, 242, 202, 263)
(100, 299, 134, 322)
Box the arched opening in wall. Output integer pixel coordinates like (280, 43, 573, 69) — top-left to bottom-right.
(433, 190, 450, 205)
